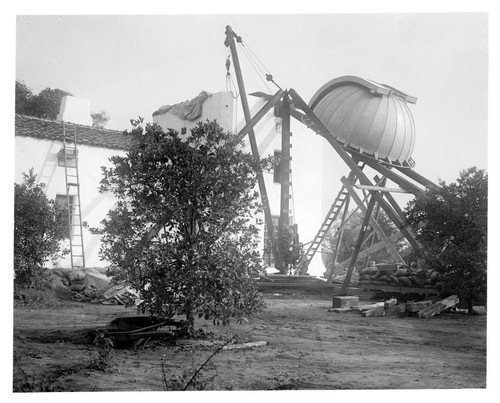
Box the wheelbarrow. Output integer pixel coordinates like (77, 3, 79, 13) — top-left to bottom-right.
(94, 316, 185, 348)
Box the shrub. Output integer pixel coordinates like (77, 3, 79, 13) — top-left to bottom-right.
(405, 167, 487, 312)
(14, 169, 68, 288)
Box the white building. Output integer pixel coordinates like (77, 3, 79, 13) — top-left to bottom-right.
(15, 98, 130, 268)
(15, 92, 326, 276)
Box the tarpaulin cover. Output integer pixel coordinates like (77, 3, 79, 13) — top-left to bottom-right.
(153, 90, 211, 120)
(82, 272, 111, 290)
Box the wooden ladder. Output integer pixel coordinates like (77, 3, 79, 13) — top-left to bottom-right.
(295, 163, 364, 274)
(62, 122, 85, 269)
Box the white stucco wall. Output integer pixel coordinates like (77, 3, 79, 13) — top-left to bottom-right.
(15, 136, 126, 268)
(153, 92, 236, 136)
(154, 91, 326, 277)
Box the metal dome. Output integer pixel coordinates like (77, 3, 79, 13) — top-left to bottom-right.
(309, 76, 417, 167)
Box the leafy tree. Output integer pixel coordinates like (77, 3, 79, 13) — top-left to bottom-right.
(14, 169, 68, 288)
(29, 87, 73, 120)
(91, 110, 110, 128)
(16, 81, 110, 127)
(93, 120, 271, 334)
(15, 80, 71, 119)
(405, 167, 487, 312)
(15, 80, 34, 115)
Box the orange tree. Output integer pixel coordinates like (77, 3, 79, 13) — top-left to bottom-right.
(93, 121, 271, 333)
(405, 167, 487, 312)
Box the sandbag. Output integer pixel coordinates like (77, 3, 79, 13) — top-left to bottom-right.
(398, 276, 412, 286)
(394, 268, 410, 277)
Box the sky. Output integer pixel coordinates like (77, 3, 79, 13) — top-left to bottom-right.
(14, 12, 489, 186)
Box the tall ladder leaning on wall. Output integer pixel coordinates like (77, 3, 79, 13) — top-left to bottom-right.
(62, 122, 85, 269)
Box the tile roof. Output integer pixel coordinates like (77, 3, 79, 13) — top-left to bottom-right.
(15, 114, 133, 151)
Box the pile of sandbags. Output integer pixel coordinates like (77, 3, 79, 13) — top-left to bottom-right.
(358, 263, 445, 290)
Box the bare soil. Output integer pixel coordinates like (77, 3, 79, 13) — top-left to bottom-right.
(13, 290, 486, 392)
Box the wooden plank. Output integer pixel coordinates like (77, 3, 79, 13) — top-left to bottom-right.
(359, 284, 439, 296)
(361, 306, 385, 317)
(235, 89, 284, 142)
(356, 302, 385, 311)
(417, 295, 459, 318)
(395, 167, 441, 191)
(327, 307, 356, 313)
(406, 300, 434, 313)
(384, 305, 406, 316)
(354, 184, 409, 193)
(222, 341, 267, 350)
(384, 298, 397, 309)
(355, 154, 424, 195)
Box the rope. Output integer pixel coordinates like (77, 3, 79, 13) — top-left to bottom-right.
(225, 54, 239, 99)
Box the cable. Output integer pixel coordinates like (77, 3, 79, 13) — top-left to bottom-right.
(238, 43, 273, 93)
(241, 39, 283, 91)
(241, 38, 272, 79)
(237, 39, 277, 92)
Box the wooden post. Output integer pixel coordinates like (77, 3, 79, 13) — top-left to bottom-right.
(329, 192, 350, 280)
(225, 25, 282, 270)
(342, 195, 377, 289)
(277, 92, 292, 273)
(279, 92, 292, 228)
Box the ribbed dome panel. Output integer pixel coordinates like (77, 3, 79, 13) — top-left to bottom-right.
(309, 76, 417, 166)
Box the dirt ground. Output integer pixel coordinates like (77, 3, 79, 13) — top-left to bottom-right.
(13, 290, 486, 392)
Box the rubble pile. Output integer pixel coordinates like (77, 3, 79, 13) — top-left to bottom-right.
(52, 268, 139, 306)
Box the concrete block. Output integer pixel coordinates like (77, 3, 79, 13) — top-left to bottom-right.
(332, 296, 359, 308)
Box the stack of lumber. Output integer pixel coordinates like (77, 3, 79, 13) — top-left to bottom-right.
(329, 298, 406, 317)
(357, 263, 445, 290)
(329, 296, 459, 318)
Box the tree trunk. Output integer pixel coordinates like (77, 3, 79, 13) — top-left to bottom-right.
(467, 297, 473, 315)
(185, 306, 195, 336)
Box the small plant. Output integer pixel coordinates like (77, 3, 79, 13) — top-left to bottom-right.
(161, 363, 216, 391)
(13, 353, 57, 392)
(161, 336, 234, 390)
(89, 332, 114, 371)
